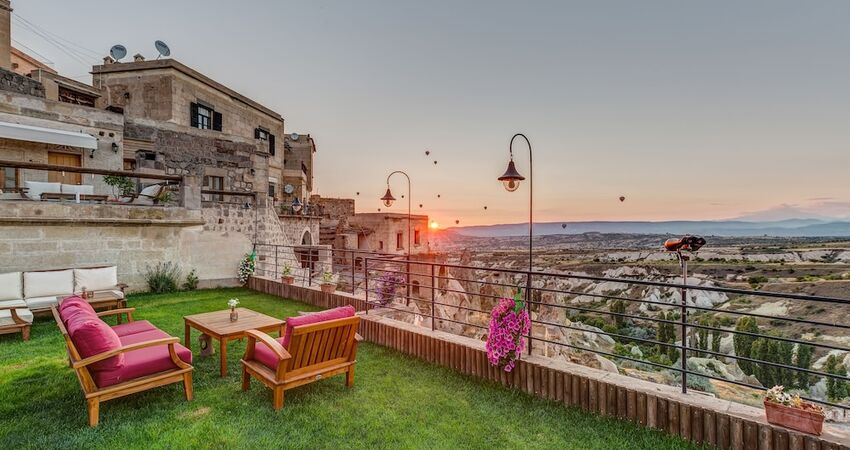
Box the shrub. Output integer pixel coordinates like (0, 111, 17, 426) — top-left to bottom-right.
(238, 254, 255, 285)
(182, 268, 199, 291)
(144, 262, 182, 293)
(103, 175, 135, 197)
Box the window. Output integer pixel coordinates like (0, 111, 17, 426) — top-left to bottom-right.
(379, 241, 384, 251)
(123, 159, 137, 171)
(203, 175, 224, 201)
(414, 229, 421, 246)
(268, 182, 276, 199)
(255, 128, 276, 155)
(1, 167, 17, 190)
(191, 102, 222, 131)
(142, 152, 156, 161)
(396, 232, 404, 250)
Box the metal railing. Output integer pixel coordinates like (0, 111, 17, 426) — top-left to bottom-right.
(251, 243, 850, 412)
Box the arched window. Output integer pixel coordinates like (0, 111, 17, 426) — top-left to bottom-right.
(301, 230, 313, 245)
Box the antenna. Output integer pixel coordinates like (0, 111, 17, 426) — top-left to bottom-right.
(154, 40, 171, 59)
(109, 44, 127, 61)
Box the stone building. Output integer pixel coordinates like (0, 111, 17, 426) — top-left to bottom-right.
(280, 133, 315, 208)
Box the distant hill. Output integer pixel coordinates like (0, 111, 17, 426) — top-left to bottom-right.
(448, 219, 850, 238)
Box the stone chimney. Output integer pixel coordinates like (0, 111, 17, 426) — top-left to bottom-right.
(133, 53, 145, 62)
(0, 0, 11, 71)
(102, 56, 114, 65)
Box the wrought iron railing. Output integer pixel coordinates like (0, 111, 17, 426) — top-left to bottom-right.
(251, 244, 850, 412)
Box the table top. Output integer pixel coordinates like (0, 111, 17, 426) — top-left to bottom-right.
(184, 308, 285, 337)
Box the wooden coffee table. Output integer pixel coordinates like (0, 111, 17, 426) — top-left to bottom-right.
(183, 308, 285, 377)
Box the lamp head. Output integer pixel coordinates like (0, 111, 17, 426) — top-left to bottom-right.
(381, 188, 396, 207)
(498, 159, 525, 192)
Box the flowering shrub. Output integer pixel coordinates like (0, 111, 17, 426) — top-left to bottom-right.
(486, 295, 531, 372)
(373, 271, 404, 306)
(238, 253, 255, 285)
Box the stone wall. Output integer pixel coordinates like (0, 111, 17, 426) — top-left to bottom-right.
(0, 67, 44, 97)
(313, 196, 355, 220)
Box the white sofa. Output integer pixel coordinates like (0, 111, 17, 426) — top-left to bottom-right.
(1, 266, 126, 314)
(23, 181, 95, 200)
(0, 272, 34, 338)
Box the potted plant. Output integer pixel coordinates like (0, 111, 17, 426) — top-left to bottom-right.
(485, 292, 531, 372)
(281, 264, 295, 285)
(103, 175, 135, 201)
(764, 385, 825, 435)
(319, 271, 337, 293)
(228, 298, 240, 322)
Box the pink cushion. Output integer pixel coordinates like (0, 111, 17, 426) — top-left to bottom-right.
(282, 305, 356, 348)
(254, 336, 288, 371)
(67, 316, 124, 372)
(59, 295, 95, 315)
(92, 329, 192, 388)
(111, 320, 157, 337)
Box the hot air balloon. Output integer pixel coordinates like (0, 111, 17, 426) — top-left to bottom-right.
(425, 150, 430, 156)
(619, 196, 625, 202)
(433, 160, 438, 165)
(562, 224, 567, 229)
(377, 208, 381, 212)
(419, 204, 423, 208)
(455, 220, 460, 225)
(356, 192, 360, 196)
(483, 206, 488, 210)
(437, 194, 441, 198)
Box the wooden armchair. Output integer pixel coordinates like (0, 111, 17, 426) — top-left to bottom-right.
(240, 315, 361, 410)
(52, 305, 194, 426)
(0, 303, 32, 341)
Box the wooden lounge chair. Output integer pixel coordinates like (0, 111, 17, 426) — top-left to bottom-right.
(53, 297, 193, 426)
(240, 306, 361, 410)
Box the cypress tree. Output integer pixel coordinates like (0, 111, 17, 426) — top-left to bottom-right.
(734, 317, 759, 375)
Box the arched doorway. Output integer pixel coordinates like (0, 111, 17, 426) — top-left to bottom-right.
(301, 229, 313, 245)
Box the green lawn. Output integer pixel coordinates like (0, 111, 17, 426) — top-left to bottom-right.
(0, 288, 703, 449)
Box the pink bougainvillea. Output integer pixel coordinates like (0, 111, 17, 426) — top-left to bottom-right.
(486, 296, 531, 372)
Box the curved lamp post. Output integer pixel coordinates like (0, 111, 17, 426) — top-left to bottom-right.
(498, 133, 533, 353)
(381, 171, 412, 256)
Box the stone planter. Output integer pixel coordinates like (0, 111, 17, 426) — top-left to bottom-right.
(281, 275, 295, 285)
(764, 400, 824, 435)
(320, 283, 336, 294)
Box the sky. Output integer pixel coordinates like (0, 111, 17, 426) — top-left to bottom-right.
(10, 0, 850, 227)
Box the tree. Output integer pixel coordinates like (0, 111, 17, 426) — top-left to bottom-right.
(750, 334, 795, 388)
(656, 311, 679, 363)
(824, 354, 848, 401)
(733, 317, 759, 375)
(610, 300, 627, 328)
(795, 344, 814, 389)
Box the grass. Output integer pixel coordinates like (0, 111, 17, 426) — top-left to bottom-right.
(0, 288, 703, 449)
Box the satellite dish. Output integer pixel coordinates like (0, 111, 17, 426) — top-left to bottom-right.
(109, 45, 127, 61)
(154, 40, 171, 59)
(290, 133, 299, 141)
(283, 184, 294, 194)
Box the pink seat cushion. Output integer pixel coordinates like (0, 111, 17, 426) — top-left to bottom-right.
(282, 305, 356, 349)
(111, 320, 157, 337)
(93, 329, 192, 388)
(253, 336, 288, 371)
(66, 316, 124, 372)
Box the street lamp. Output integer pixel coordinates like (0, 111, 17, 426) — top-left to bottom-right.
(498, 133, 534, 354)
(498, 133, 533, 272)
(381, 171, 411, 256)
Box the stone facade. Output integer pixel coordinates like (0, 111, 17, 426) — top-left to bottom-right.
(0, 67, 44, 98)
(0, 1, 11, 71)
(348, 212, 431, 255)
(281, 133, 315, 202)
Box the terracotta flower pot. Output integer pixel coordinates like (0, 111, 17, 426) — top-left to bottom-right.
(764, 400, 824, 435)
(320, 283, 336, 293)
(281, 275, 295, 285)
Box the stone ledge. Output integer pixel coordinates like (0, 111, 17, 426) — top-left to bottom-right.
(0, 217, 205, 226)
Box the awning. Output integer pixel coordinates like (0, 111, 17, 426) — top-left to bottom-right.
(0, 121, 97, 150)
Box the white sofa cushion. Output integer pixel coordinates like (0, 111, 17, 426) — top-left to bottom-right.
(61, 184, 94, 195)
(0, 272, 23, 301)
(24, 181, 61, 200)
(74, 266, 118, 292)
(23, 296, 58, 311)
(24, 269, 74, 298)
(0, 300, 33, 326)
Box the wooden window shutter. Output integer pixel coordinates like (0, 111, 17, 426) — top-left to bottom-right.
(190, 102, 199, 128)
(212, 111, 223, 131)
(269, 134, 276, 155)
(254, 128, 261, 139)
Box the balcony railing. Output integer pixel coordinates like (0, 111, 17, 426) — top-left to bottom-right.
(251, 243, 850, 413)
